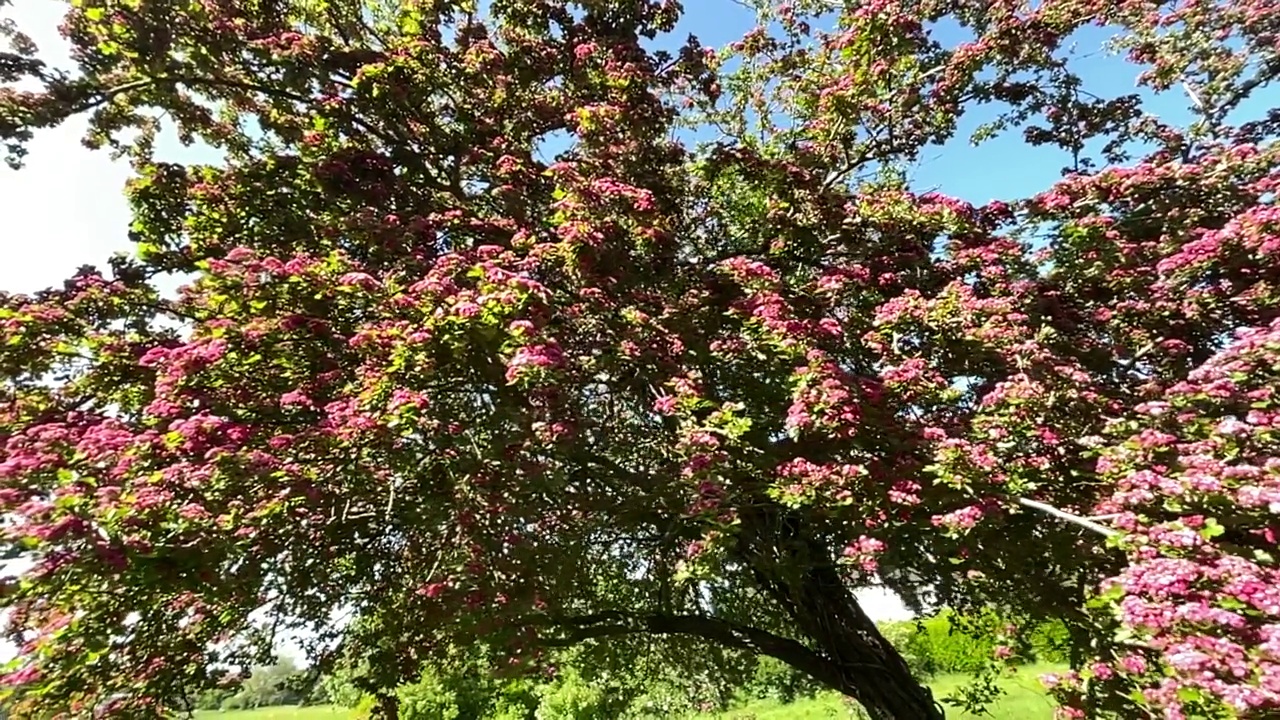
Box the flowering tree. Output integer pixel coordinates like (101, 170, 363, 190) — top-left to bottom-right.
(1, 0, 1278, 718)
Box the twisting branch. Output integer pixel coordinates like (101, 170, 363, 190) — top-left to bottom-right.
(532, 610, 881, 691)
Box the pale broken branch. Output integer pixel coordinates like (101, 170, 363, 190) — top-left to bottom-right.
(1017, 497, 1119, 538)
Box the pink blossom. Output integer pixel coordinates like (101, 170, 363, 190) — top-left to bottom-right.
(654, 395, 678, 415)
(505, 342, 566, 383)
(418, 582, 450, 599)
(1, 664, 41, 687)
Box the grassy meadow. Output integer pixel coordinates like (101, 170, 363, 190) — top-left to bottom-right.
(193, 664, 1061, 720)
(703, 666, 1059, 719)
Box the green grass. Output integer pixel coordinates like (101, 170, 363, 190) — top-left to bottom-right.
(195, 665, 1061, 720)
(926, 665, 1060, 719)
(705, 664, 1060, 720)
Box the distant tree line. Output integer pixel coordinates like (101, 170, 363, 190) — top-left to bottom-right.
(190, 657, 327, 712)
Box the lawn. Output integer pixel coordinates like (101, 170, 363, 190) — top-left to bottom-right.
(194, 665, 1061, 720)
(706, 665, 1060, 720)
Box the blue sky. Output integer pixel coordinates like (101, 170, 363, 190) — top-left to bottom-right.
(0, 0, 1228, 293)
(5, 0, 1239, 294)
(0, 0, 1270, 643)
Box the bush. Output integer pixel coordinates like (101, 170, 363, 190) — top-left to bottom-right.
(397, 669, 463, 720)
(1026, 619, 1071, 664)
(621, 673, 728, 719)
(909, 612, 1000, 675)
(740, 656, 822, 703)
(191, 687, 235, 711)
(493, 679, 540, 720)
(877, 610, 1013, 678)
(333, 611, 1066, 720)
(535, 668, 633, 720)
(877, 620, 937, 679)
(394, 663, 539, 720)
(352, 694, 377, 719)
(216, 659, 308, 710)
(322, 667, 367, 709)
(880, 609, 1076, 678)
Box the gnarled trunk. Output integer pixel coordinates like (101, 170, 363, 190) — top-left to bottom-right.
(738, 507, 943, 720)
(542, 581, 941, 719)
(786, 563, 942, 720)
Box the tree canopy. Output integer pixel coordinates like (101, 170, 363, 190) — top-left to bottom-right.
(0, 0, 1278, 718)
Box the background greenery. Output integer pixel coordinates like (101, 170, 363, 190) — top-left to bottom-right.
(188, 666, 1062, 720)
(182, 610, 1069, 720)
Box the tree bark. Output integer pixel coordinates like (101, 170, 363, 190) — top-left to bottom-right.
(783, 562, 943, 720)
(371, 692, 399, 720)
(545, 610, 858, 688)
(544, 602, 941, 720)
(736, 505, 944, 720)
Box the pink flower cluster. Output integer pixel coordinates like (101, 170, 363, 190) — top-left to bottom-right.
(1071, 320, 1280, 717)
(931, 503, 989, 532)
(785, 352, 873, 438)
(505, 341, 566, 384)
(840, 535, 887, 574)
(775, 457, 865, 503)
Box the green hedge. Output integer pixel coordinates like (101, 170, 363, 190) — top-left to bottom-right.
(882, 611, 1071, 678)
(1026, 618, 1071, 664)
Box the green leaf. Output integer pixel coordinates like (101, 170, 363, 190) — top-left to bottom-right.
(1201, 518, 1225, 539)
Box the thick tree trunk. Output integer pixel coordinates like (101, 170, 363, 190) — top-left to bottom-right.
(737, 506, 943, 720)
(787, 563, 943, 720)
(372, 692, 399, 720)
(544, 592, 941, 719)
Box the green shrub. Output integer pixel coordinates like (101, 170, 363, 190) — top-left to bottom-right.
(622, 672, 731, 719)
(534, 668, 630, 720)
(1026, 619, 1071, 664)
(351, 694, 377, 719)
(397, 668, 463, 720)
(322, 667, 367, 709)
(895, 610, 1002, 676)
(332, 609, 1066, 718)
(740, 656, 822, 703)
(494, 678, 540, 720)
(882, 610, 1072, 676)
(878, 620, 937, 679)
(192, 687, 235, 711)
(492, 702, 536, 720)
(393, 662, 539, 720)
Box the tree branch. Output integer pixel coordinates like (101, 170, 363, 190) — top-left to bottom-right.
(1017, 497, 1118, 537)
(535, 610, 877, 691)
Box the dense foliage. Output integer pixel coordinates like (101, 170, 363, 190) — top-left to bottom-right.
(342, 650, 738, 720)
(275, 641, 793, 720)
(1, 0, 1278, 718)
